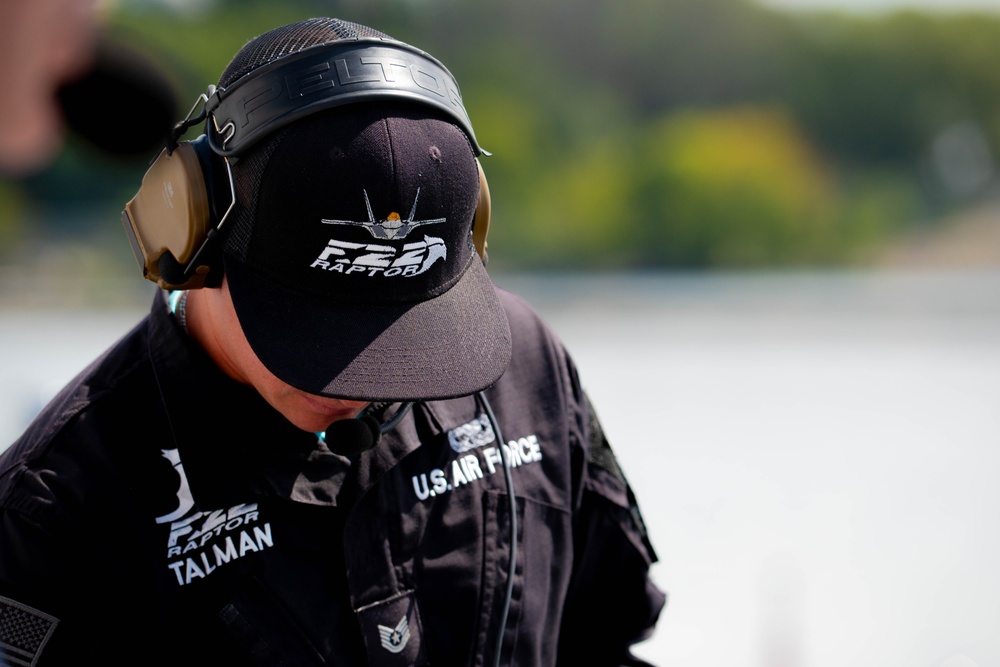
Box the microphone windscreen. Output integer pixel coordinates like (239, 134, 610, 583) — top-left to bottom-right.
(325, 415, 381, 456)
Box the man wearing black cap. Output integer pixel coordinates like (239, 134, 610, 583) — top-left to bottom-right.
(0, 17, 665, 667)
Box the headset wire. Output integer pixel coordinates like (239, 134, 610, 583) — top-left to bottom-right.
(477, 390, 516, 667)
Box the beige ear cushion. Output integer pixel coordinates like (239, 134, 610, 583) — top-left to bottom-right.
(122, 142, 212, 288)
(472, 159, 491, 264)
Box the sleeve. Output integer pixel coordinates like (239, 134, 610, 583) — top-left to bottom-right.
(556, 394, 667, 667)
(0, 485, 150, 664)
(0, 507, 76, 666)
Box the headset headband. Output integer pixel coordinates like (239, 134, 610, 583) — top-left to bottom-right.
(203, 38, 483, 157)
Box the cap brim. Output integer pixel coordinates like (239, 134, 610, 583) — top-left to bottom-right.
(224, 253, 512, 402)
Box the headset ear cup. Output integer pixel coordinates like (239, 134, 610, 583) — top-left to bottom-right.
(472, 159, 491, 265)
(121, 136, 222, 290)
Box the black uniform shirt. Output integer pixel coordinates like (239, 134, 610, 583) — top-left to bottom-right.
(0, 288, 665, 666)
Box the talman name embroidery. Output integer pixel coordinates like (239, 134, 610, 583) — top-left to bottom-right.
(155, 449, 275, 586)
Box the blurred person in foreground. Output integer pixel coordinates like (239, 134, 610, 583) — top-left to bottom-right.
(0, 0, 177, 178)
(0, 0, 102, 174)
(0, 17, 665, 667)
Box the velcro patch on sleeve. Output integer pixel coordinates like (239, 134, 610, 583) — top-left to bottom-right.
(0, 596, 59, 667)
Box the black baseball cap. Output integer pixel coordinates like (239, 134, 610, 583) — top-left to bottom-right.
(216, 19, 511, 401)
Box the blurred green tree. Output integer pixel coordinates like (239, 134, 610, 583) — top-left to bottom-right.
(0, 0, 995, 273)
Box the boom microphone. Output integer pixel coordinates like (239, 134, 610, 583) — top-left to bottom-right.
(323, 402, 414, 456)
(324, 414, 382, 456)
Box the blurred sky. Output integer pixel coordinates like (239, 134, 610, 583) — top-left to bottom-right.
(760, 0, 1000, 11)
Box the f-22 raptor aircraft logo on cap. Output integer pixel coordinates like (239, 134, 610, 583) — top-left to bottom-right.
(322, 188, 445, 240)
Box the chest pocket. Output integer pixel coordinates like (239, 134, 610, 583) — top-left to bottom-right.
(360, 469, 571, 667)
(345, 398, 573, 666)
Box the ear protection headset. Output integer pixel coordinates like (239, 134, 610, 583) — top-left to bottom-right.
(122, 39, 492, 291)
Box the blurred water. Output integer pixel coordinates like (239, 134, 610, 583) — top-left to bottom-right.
(3, 269, 1000, 667)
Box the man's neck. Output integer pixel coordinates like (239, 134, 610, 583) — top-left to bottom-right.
(184, 286, 248, 387)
